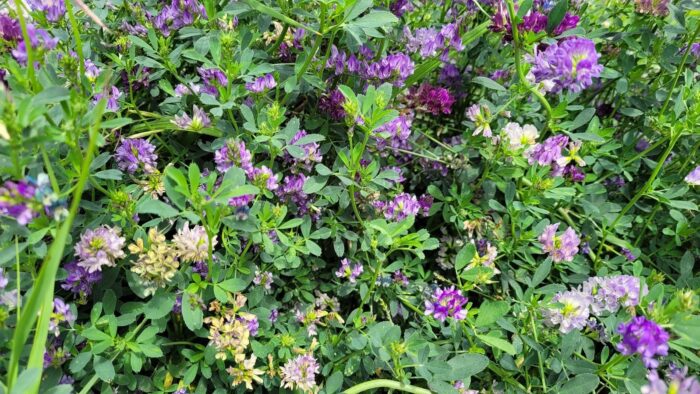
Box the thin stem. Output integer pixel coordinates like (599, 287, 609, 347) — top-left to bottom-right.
(530, 312, 547, 393)
(65, 0, 86, 82)
(13, 0, 36, 89)
(343, 379, 431, 394)
(659, 23, 700, 116)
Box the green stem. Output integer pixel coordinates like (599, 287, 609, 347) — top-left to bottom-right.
(530, 312, 547, 393)
(343, 379, 432, 394)
(659, 23, 700, 116)
(13, 0, 37, 89)
(65, 0, 86, 82)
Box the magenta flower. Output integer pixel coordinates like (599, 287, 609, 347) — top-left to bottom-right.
(617, 316, 669, 368)
(424, 285, 468, 322)
(539, 223, 580, 263)
(410, 83, 455, 115)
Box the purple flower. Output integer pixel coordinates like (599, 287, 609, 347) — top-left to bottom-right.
(44, 340, 69, 368)
(61, 261, 103, 297)
(466, 104, 492, 137)
(404, 23, 463, 60)
(174, 83, 201, 96)
(621, 248, 636, 261)
(393, 270, 409, 286)
(121, 21, 148, 36)
(527, 134, 569, 166)
(364, 53, 415, 87)
(277, 174, 314, 216)
(539, 223, 580, 263)
(28, 0, 66, 21)
(74, 226, 126, 273)
(269, 308, 279, 323)
(424, 285, 468, 322)
(335, 258, 363, 283)
(245, 73, 276, 93)
(583, 275, 647, 316)
(0, 15, 22, 42)
(439, 63, 462, 91)
(198, 67, 227, 97)
(173, 105, 211, 130)
(636, 138, 651, 152)
(0, 268, 7, 290)
(214, 139, 253, 174)
(543, 290, 592, 333)
(553, 13, 580, 35)
(84, 59, 101, 80)
(635, 0, 669, 16)
(192, 260, 208, 277)
(318, 89, 346, 121)
(285, 130, 323, 171)
(684, 166, 700, 186)
(616, 316, 669, 368)
(410, 83, 455, 115)
(0, 179, 40, 225)
(172, 294, 183, 314)
(390, 0, 413, 16)
(520, 11, 548, 33)
(229, 194, 254, 208)
(152, 0, 207, 36)
(642, 366, 700, 394)
(253, 270, 274, 291)
(280, 355, 320, 393)
(92, 86, 122, 111)
(114, 138, 158, 174)
(49, 298, 75, 336)
(374, 115, 412, 151)
(11, 24, 59, 65)
(529, 37, 603, 93)
(384, 193, 421, 221)
(248, 166, 279, 191)
(418, 195, 433, 216)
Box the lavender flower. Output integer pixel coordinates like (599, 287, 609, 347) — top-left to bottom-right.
(285, 130, 323, 171)
(583, 275, 647, 316)
(642, 366, 700, 394)
(84, 59, 100, 81)
(277, 174, 313, 215)
(553, 13, 580, 36)
(424, 285, 468, 322)
(538, 223, 580, 263)
(616, 316, 669, 368)
(404, 23, 464, 60)
(253, 270, 274, 291)
(174, 83, 201, 96)
(542, 290, 592, 333)
(214, 140, 253, 174)
(28, 0, 66, 21)
(0, 179, 40, 225)
(390, 0, 413, 16)
(61, 261, 103, 297)
(418, 195, 433, 216)
(0, 15, 22, 42)
(527, 134, 569, 166)
(364, 53, 415, 87)
(11, 24, 58, 65)
(198, 67, 227, 96)
(684, 166, 700, 186)
(75, 226, 126, 273)
(393, 270, 409, 286)
(466, 104, 492, 137)
(114, 138, 158, 174)
(269, 308, 279, 323)
(172, 105, 211, 130)
(152, 0, 207, 36)
(229, 194, 254, 208)
(245, 73, 276, 93)
(384, 193, 421, 221)
(49, 298, 75, 336)
(335, 258, 363, 283)
(635, 0, 669, 16)
(248, 166, 279, 191)
(92, 86, 122, 112)
(280, 354, 320, 393)
(374, 114, 412, 151)
(529, 37, 603, 93)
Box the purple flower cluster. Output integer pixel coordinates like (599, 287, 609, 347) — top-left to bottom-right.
(214, 139, 253, 174)
(403, 23, 464, 60)
(529, 37, 603, 93)
(61, 261, 103, 297)
(527, 134, 569, 166)
(539, 223, 580, 262)
(49, 298, 76, 336)
(635, 0, 669, 16)
(173, 105, 211, 130)
(390, 0, 413, 16)
(11, 23, 59, 65)
(684, 166, 700, 186)
(248, 166, 279, 192)
(583, 275, 647, 316)
(253, 270, 274, 291)
(285, 130, 323, 171)
(409, 83, 455, 115)
(245, 74, 276, 93)
(318, 89, 346, 121)
(115, 138, 158, 174)
(374, 193, 431, 221)
(93, 86, 122, 111)
(374, 114, 412, 151)
(617, 316, 669, 368)
(326, 47, 414, 87)
(0, 15, 21, 42)
(152, 0, 207, 36)
(74, 226, 126, 273)
(335, 258, 363, 283)
(0, 179, 40, 225)
(28, 0, 66, 22)
(277, 174, 314, 217)
(280, 354, 320, 393)
(424, 286, 468, 322)
(198, 67, 227, 97)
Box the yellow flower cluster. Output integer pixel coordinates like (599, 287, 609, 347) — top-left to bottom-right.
(129, 228, 179, 296)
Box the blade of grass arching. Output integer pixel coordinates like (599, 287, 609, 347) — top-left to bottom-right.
(241, 0, 320, 36)
(5, 100, 106, 392)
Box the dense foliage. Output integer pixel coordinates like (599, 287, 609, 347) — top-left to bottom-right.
(0, 0, 699, 393)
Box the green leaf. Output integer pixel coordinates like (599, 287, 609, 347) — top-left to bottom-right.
(324, 371, 344, 393)
(93, 356, 116, 382)
(455, 244, 476, 271)
(475, 300, 510, 327)
(139, 343, 164, 358)
(570, 108, 595, 130)
(477, 334, 516, 355)
(218, 278, 249, 293)
(136, 198, 179, 218)
(530, 259, 552, 289)
(69, 352, 91, 374)
(241, 0, 319, 35)
(473, 76, 506, 91)
(546, 0, 569, 33)
(94, 169, 123, 180)
(559, 373, 600, 394)
(144, 291, 176, 320)
(352, 11, 398, 29)
(445, 354, 489, 380)
(10, 368, 41, 394)
(182, 291, 203, 331)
